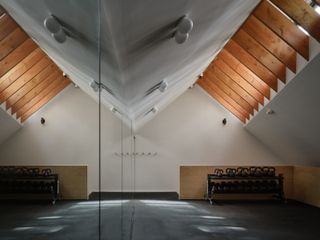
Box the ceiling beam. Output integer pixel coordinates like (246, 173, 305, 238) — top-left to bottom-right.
(11, 70, 62, 114)
(270, 0, 320, 43)
(242, 15, 297, 73)
(225, 40, 278, 91)
(6, 63, 56, 109)
(210, 62, 258, 111)
(219, 49, 270, 99)
(16, 76, 66, 118)
(0, 14, 17, 41)
(215, 54, 265, 105)
(20, 77, 70, 122)
(198, 78, 248, 122)
(0, 56, 50, 103)
(206, 69, 254, 115)
(0, 28, 28, 61)
(0, 38, 38, 77)
(0, 48, 45, 93)
(254, 0, 309, 60)
(233, 29, 286, 82)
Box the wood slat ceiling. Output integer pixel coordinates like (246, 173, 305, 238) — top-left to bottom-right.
(0, 7, 71, 123)
(198, 0, 319, 123)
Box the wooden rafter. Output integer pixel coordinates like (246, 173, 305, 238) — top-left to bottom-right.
(0, 9, 70, 122)
(254, 0, 309, 60)
(198, 0, 313, 123)
(270, 0, 320, 43)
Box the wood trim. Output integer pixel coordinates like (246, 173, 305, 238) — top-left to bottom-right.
(271, 0, 320, 43)
(254, 0, 309, 60)
(16, 76, 66, 118)
(242, 15, 297, 73)
(6, 63, 57, 108)
(203, 73, 251, 118)
(0, 56, 50, 103)
(11, 70, 61, 114)
(219, 49, 270, 99)
(0, 14, 17, 41)
(197, 79, 247, 122)
(214, 56, 264, 105)
(21, 78, 70, 122)
(0, 38, 38, 78)
(225, 40, 278, 91)
(0, 49, 45, 93)
(233, 29, 286, 82)
(210, 62, 258, 111)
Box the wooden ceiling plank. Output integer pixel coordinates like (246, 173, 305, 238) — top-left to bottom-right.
(20, 78, 70, 122)
(6, 63, 57, 109)
(243, 15, 297, 73)
(11, 70, 62, 114)
(206, 70, 254, 115)
(16, 76, 66, 118)
(254, 0, 309, 60)
(199, 77, 250, 119)
(0, 48, 45, 93)
(233, 29, 286, 82)
(225, 40, 278, 91)
(214, 56, 265, 105)
(198, 79, 246, 123)
(220, 49, 271, 99)
(0, 38, 38, 78)
(0, 56, 51, 103)
(271, 0, 320, 43)
(0, 27, 28, 61)
(0, 14, 17, 41)
(209, 63, 259, 111)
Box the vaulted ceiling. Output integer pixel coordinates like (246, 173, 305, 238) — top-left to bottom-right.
(198, 0, 320, 123)
(0, 6, 70, 122)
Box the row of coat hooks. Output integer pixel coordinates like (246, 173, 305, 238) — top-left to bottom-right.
(114, 152, 158, 157)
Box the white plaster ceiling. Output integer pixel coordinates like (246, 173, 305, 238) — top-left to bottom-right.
(0, 0, 259, 128)
(246, 53, 320, 166)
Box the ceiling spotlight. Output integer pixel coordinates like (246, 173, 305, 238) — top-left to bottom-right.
(159, 80, 168, 92)
(151, 106, 158, 114)
(266, 108, 274, 115)
(52, 28, 67, 43)
(90, 80, 99, 92)
(44, 15, 61, 34)
(177, 16, 193, 34)
(175, 31, 189, 44)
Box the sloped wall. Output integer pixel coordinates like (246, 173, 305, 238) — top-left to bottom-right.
(0, 84, 284, 194)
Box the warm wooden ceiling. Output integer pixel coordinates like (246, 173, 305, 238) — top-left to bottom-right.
(0, 6, 70, 123)
(198, 0, 320, 123)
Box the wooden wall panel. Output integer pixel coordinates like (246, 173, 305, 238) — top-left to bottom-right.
(293, 166, 320, 207)
(0, 28, 28, 61)
(0, 165, 88, 200)
(180, 165, 294, 200)
(0, 14, 17, 41)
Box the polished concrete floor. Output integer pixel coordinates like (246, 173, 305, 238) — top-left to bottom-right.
(0, 200, 319, 240)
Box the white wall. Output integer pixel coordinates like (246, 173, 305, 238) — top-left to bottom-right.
(0, 106, 21, 146)
(0, 84, 283, 194)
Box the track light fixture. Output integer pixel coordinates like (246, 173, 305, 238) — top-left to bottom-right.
(44, 15, 67, 43)
(174, 16, 193, 44)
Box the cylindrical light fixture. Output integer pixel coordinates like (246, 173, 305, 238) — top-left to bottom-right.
(177, 16, 193, 34)
(174, 31, 189, 44)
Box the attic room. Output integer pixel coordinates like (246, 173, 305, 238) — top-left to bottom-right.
(0, 0, 320, 239)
